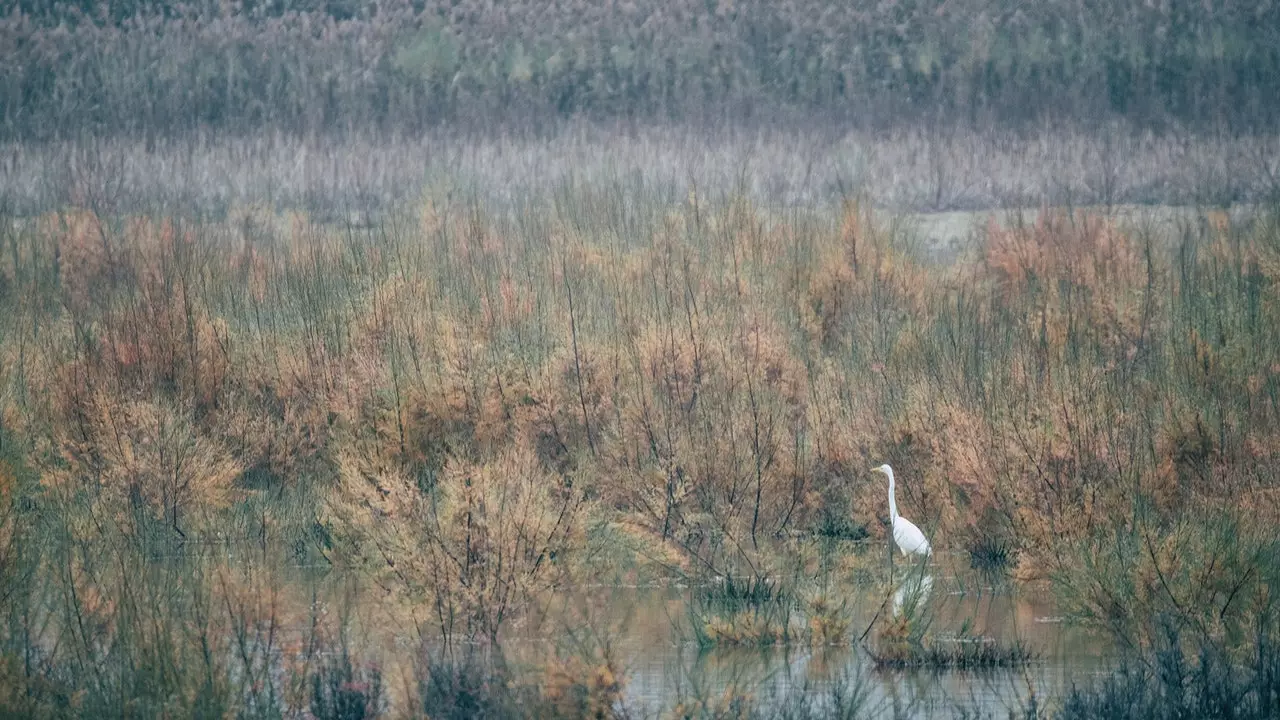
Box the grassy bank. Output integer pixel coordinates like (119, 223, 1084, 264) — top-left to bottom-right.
(0, 174, 1278, 714)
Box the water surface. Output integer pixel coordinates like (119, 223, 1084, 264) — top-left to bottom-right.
(507, 549, 1112, 718)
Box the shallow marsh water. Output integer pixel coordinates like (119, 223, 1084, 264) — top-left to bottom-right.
(219, 540, 1111, 717)
(500, 549, 1113, 718)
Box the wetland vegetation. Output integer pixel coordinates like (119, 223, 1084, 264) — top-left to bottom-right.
(2, 1, 1280, 718)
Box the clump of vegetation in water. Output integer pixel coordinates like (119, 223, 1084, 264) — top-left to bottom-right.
(863, 559, 1039, 673)
(805, 594, 853, 646)
(689, 575, 798, 648)
(685, 571, 859, 648)
(870, 633, 1039, 672)
(967, 533, 1017, 573)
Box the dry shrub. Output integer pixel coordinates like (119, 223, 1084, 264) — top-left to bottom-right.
(44, 212, 233, 413)
(7, 191, 1280, 620)
(602, 305, 815, 553)
(329, 438, 584, 641)
(541, 339, 617, 460)
(383, 309, 561, 472)
(803, 198, 931, 348)
(430, 444, 584, 638)
(701, 611, 789, 647)
(113, 265, 229, 412)
(47, 388, 240, 534)
(46, 209, 113, 316)
(539, 652, 626, 720)
(806, 595, 851, 646)
(803, 244, 857, 348)
(401, 385, 476, 470)
(890, 399, 1001, 543)
(1003, 405, 1116, 556)
(737, 312, 809, 411)
(223, 355, 338, 483)
(473, 367, 551, 457)
(984, 210, 1146, 297)
(984, 209, 1151, 356)
(603, 320, 705, 539)
(378, 305, 503, 465)
(1151, 412, 1217, 512)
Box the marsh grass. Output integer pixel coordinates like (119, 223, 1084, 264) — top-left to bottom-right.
(1057, 621, 1280, 720)
(689, 577, 798, 649)
(414, 646, 630, 720)
(0, 160, 1278, 713)
(5, 129, 1280, 218)
(967, 535, 1016, 574)
(870, 636, 1040, 672)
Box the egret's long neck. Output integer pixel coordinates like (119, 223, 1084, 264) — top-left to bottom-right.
(887, 469, 898, 522)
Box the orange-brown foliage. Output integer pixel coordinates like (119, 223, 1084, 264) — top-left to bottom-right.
(4, 199, 1278, 576)
(540, 652, 627, 719)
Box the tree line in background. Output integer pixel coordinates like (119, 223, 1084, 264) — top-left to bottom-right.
(2, 0, 1279, 140)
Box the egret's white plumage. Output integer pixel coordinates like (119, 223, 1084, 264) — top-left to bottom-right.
(873, 464, 932, 558)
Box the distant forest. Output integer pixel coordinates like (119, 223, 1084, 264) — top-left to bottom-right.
(2, 0, 1279, 139)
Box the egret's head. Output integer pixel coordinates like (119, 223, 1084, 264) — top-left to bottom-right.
(871, 463, 892, 476)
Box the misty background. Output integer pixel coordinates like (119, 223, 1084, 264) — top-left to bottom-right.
(2, 0, 1278, 216)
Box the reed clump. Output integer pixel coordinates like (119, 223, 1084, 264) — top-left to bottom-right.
(689, 576, 798, 648)
(870, 635, 1039, 672)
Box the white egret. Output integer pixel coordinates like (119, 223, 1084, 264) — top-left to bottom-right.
(872, 464, 932, 558)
